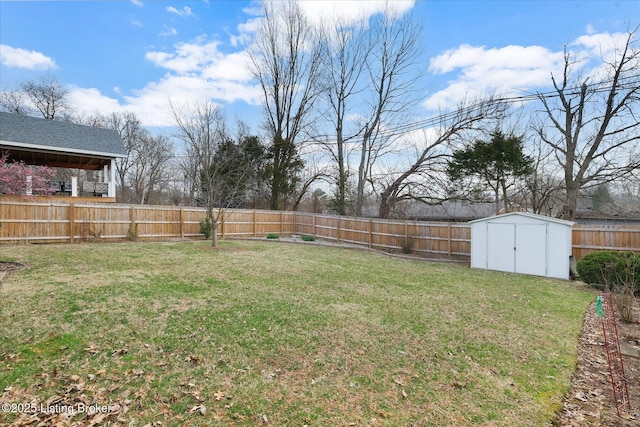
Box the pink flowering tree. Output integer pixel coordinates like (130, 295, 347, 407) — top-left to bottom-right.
(0, 152, 57, 196)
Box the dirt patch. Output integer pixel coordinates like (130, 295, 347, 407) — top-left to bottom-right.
(557, 297, 640, 426)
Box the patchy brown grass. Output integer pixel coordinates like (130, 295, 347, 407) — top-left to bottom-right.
(0, 240, 595, 426)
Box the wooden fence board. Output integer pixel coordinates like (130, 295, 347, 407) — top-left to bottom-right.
(1, 200, 638, 260)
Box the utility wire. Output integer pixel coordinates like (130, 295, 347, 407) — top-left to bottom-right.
(309, 76, 640, 142)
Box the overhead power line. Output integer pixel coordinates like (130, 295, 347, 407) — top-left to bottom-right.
(310, 76, 640, 142)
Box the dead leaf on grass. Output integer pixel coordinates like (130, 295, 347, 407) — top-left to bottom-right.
(84, 344, 100, 354)
(185, 354, 200, 363)
(189, 404, 206, 415)
(213, 390, 225, 401)
(111, 347, 129, 356)
(378, 409, 392, 418)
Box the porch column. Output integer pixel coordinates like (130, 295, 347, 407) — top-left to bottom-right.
(26, 176, 33, 196)
(71, 176, 78, 197)
(108, 158, 116, 198)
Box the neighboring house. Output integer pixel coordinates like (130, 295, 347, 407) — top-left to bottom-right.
(574, 195, 640, 225)
(398, 200, 497, 222)
(0, 112, 126, 199)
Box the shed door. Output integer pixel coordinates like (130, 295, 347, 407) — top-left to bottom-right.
(487, 223, 515, 272)
(515, 224, 547, 276)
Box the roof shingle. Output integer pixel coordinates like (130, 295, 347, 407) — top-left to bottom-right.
(0, 112, 126, 157)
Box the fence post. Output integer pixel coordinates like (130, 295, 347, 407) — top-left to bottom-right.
(180, 208, 185, 239)
(337, 217, 341, 242)
(69, 203, 75, 243)
(130, 205, 136, 237)
(405, 221, 408, 241)
(293, 211, 297, 235)
(221, 210, 225, 239)
(368, 219, 372, 248)
(448, 223, 452, 256)
(253, 210, 257, 237)
(313, 214, 317, 238)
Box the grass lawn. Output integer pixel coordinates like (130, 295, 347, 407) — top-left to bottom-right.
(0, 240, 595, 426)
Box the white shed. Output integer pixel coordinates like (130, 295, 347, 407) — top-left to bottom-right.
(469, 212, 574, 280)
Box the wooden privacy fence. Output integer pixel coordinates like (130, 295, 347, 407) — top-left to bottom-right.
(571, 225, 640, 260)
(1, 199, 639, 260)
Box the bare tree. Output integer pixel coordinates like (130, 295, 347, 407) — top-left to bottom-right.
(318, 15, 370, 215)
(171, 100, 222, 245)
(78, 111, 173, 204)
(516, 137, 565, 215)
(377, 99, 507, 218)
(354, 9, 423, 216)
(127, 134, 174, 205)
(171, 100, 261, 246)
(536, 29, 640, 220)
(21, 73, 69, 120)
(0, 88, 30, 115)
(249, 0, 323, 210)
(102, 112, 147, 202)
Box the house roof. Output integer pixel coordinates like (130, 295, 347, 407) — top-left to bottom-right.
(468, 211, 575, 226)
(0, 112, 126, 169)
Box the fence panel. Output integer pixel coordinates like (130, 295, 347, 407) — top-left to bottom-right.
(0, 200, 70, 243)
(1, 199, 638, 260)
(572, 225, 640, 259)
(314, 215, 339, 241)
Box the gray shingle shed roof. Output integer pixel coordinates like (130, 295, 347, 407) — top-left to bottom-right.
(0, 112, 126, 158)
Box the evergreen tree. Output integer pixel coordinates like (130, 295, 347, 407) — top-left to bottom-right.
(447, 130, 533, 214)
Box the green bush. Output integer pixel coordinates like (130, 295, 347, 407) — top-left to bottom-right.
(301, 235, 315, 242)
(199, 216, 212, 239)
(266, 233, 279, 239)
(127, 223, 139, 242)
(576, 250, 639, 292)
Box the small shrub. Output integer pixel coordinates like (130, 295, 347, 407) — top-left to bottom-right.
(397, 235, 416, 254)
(79, 224, 103, 242)
(577, 250, 638, 323)
(127, 223, 139, 242)
(576, 250, 639, 292)
(266, 233, 279, 239)
(199, 216, 212, 239)
(301, 235, 315, 242)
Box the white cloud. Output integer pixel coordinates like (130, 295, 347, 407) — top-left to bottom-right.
(121, 74, 261, 126)
(131, 19, 143, 28)
(159, 25, 178, 37)
(63, 34, 261, 127)
(0, 44, 57, 70)
(296, 0, 415, 27)
(146, 38, 253, 82)
(146, 39, 220, 74)
(67, 86, 125, 116)
(571, 31, 638, 85)
(131, 0, 143, 7)
(422, 30, 638, 112)
(230, 17, 261, 47)
(166, 6, 194, 17)
(423, 44, 566, 110)
(572, 31, 632, 62)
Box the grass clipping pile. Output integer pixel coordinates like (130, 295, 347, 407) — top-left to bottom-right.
(557, 298, 640, 427)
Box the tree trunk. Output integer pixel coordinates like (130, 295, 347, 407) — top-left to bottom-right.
(561, 182, 580, 220)
(211, 221, 218, 247)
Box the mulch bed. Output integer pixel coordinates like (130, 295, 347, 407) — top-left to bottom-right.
(556, 298, 639, 426)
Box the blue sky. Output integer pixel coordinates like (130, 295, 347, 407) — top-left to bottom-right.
(1, 0, 638, 130)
